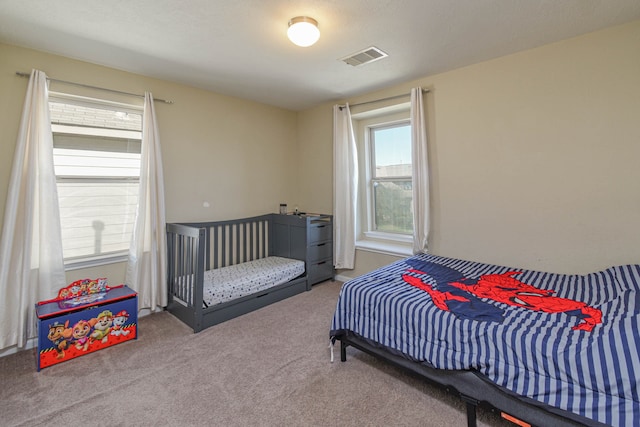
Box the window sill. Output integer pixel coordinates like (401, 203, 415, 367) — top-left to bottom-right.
(64, 253, 128, 271)
(356, 239, 413, 258)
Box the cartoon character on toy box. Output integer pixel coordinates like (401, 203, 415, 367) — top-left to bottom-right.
(90, 310, 113, 344)
(111, 310, 131, 337)
(46, 320, 73, 359)
(36, 279, 138, 370)
(71, 319, 93, 351)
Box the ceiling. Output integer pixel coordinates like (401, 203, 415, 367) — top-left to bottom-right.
(1, 0, 639, 111)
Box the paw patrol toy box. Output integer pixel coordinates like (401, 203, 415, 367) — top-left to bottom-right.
(35, 278, 137, 371)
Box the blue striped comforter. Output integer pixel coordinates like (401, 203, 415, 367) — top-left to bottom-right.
(330, 253, 640, 426)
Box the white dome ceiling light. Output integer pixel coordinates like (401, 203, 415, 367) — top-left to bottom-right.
(287, 16, 320, 47)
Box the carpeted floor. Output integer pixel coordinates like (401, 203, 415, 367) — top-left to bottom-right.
(0, 280, 510, 427)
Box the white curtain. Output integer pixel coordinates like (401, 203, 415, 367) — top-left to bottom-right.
(333, 104, 358, 269)
(126, 92, 167, 311)
(411, 87, 430, 254)
(0, 69, 66, 350)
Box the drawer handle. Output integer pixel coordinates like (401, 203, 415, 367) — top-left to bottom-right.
(316, 261, 327, 266)
(316, 243, 326, 247)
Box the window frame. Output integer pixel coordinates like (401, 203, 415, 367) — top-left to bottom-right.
(352, 104, 414, 256)
(49, 92, 143, 270)
(368, 121, 413, 237)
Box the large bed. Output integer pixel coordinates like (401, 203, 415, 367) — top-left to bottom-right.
(330, 253, 640, 427)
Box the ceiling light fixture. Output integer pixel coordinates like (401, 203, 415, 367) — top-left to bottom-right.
(287, 16, 320, 47)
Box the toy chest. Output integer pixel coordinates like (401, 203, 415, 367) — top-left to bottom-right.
(35, 280, 137, 371)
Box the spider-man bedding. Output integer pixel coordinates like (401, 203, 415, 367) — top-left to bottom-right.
(330, 253, 640, 426)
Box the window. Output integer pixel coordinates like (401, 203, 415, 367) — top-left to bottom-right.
(369, 122, 413, 235)
(351, 103, 414, 257)
(49, 94, 142, 266)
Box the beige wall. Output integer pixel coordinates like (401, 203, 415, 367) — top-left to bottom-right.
(0, 43, 299, 285)
(295, 106, 334, 215)
(298, 20, 640, 277)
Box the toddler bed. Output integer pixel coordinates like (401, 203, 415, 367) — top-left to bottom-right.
(330, 253, 640, 427)
(167, 214, 308, 332)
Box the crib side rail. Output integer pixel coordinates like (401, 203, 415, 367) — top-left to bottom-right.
(166, 223, 205, 323)
(186, 214, 273, 270)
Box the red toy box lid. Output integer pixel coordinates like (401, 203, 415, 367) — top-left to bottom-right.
(35, 279, 136, 319)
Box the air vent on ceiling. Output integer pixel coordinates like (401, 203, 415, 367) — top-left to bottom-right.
(341, 46, 388, 67)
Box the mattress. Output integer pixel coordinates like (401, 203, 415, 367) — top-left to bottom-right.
(204, 256, 305, 306)
(330, 253, 640, 426)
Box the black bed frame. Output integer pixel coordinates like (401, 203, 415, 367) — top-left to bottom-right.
(336, 331, 607, 427)
(166, 214, 308, 332)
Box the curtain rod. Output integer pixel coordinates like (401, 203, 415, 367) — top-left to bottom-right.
(339, 88, 429, 110)
(15, 71, 174, 104)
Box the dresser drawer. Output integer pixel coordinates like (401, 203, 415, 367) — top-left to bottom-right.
(308, 222, 332, 243)
(307, 242, 332, 262)
(308, 259, 333, 285)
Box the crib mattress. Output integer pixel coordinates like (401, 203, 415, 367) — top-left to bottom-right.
(203, 256, 305, 306)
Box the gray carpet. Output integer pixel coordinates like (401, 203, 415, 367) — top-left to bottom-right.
(0, 280, 510, 426)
